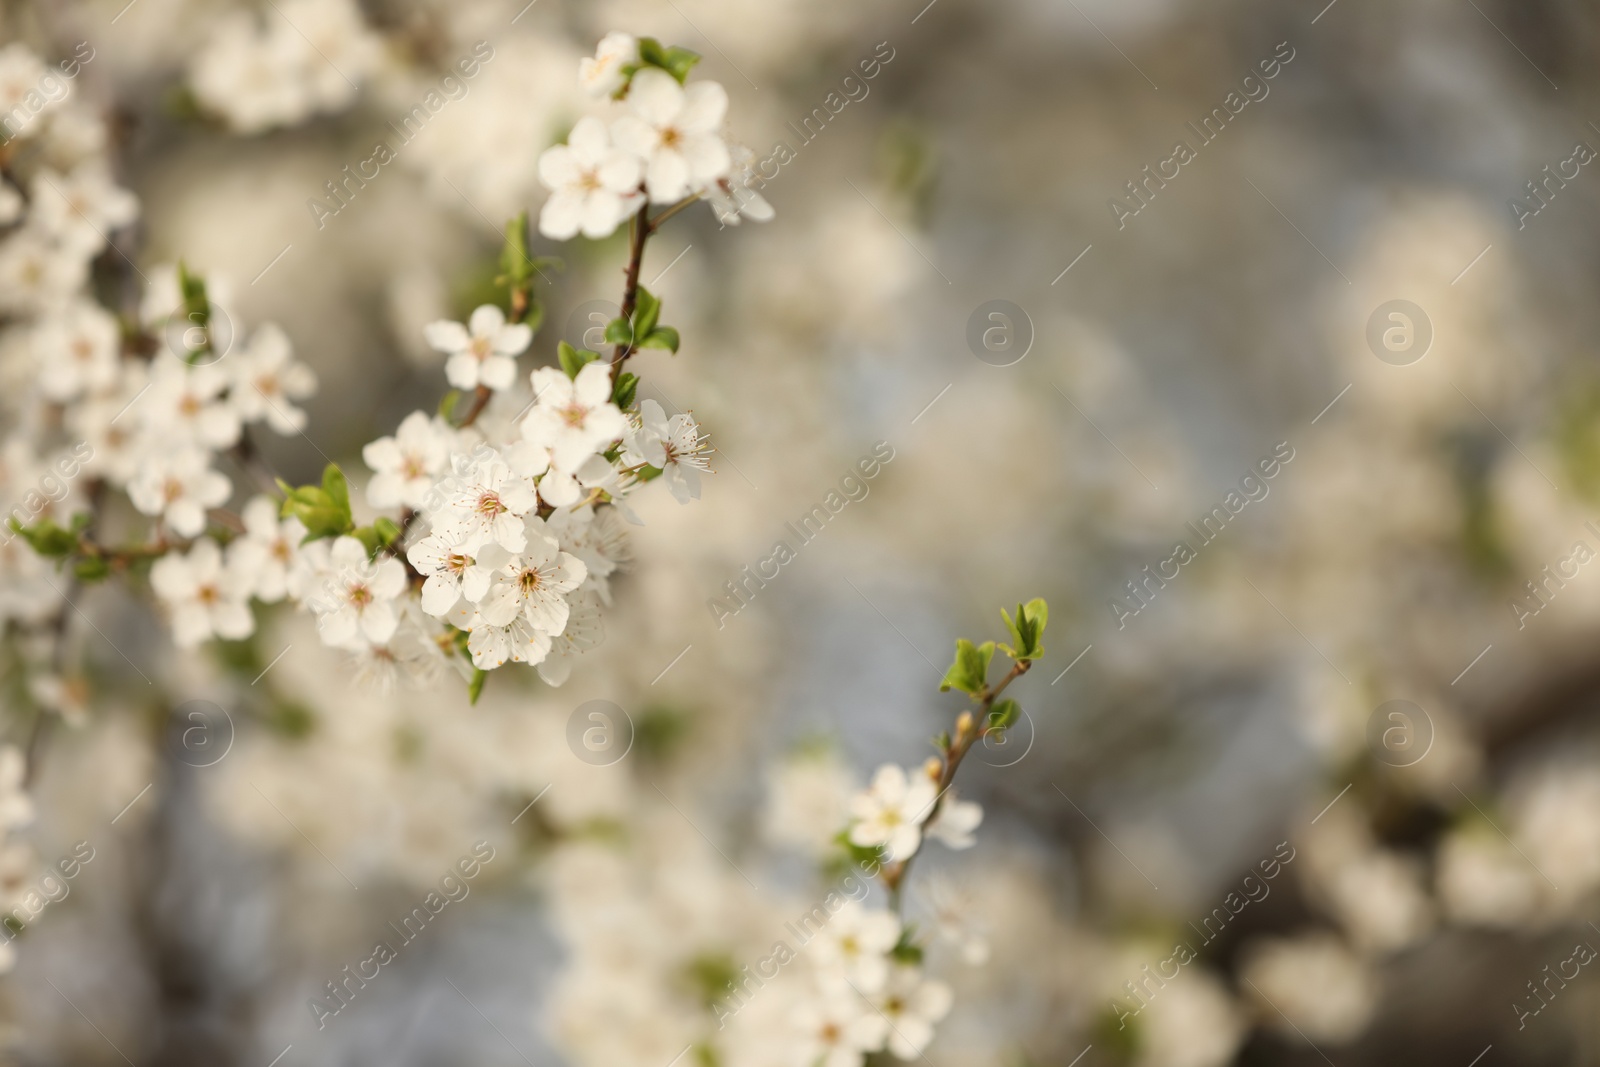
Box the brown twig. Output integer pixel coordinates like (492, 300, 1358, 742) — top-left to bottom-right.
(883, 660, 1031, 907)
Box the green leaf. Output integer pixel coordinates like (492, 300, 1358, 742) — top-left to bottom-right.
(351, 526, 382, 557)
(604, 316, 635, 347)
(889, 927, 924, 964)
(9, 517, 77, 558)
(987, 698, 1020, 732)
(176, 261, 209, 327)
(636, 37, 701, 83)
(639, 326, 679, 353)
(373, 516, 402, 547)
(497, 211, 533, 290)
(266, 700, 317, 739)
(558, 341, 601, 379)
(279, 468, 354, 543)
(73, 556, 111, 582)
(613, 371, 640, 410)
(321, 464, 350, 514)
(495, 212, 546, 332)
(999, 597, 1049, 661)
(438, 390, 462, 421)
(940, 638, 994, 696)
(468, 667, 488, 705)
(632, 287, 661, 339)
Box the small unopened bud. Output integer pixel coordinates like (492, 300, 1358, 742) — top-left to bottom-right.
(922, 757, 942, 781)
(955, 711, 975, 738)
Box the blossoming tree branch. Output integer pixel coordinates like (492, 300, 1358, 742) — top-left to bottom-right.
(8, 33, 770, 707)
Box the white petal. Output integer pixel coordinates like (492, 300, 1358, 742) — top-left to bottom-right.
(444, 352, 480, 390)
(679, 80, 728, 132)
(423, 320, 470, 353)
(537, 144, 580, 190)
(539, 192, 585, 240)
(645, 151, 690, 203)
(627, 68, 683, 125)
(468, 304, 505, 338)
(567, 116, 610, 162)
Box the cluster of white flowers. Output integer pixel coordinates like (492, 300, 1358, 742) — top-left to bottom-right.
(0, 32, 746, 696)
(544, 748, 977, 1067)
(0, 43, 137, 637)
(537, 32, 771, 240)
(188, 0, 381, 134)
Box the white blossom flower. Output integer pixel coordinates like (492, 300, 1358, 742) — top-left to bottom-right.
(465, 613, 553, 671)
(478, 516, 587, 634)
(523, 363, 627, 472)
(127, 448, 231, 537)
(849, 764, 939, 862)
(622, 399, 712, 503)
(407, 530, 500, 617)
(874, 967, 953, 1060)
(188, 0, 377, 133)
(34, 300, 119, 401)
(225, 495, 305, 603)
(304, 535, 407, 649)
(0, 228, 88, 314)
(285, 535, 333, 604)
(150, 539, 254, 647)
(579, 32, 638, 97)
(915, 878, 990, 966)
(924, 790, 982, 850)
(812, 899, 902, 993)
(537, 117, 644, 240)
(190, 13, 311, 134)
(425, 305, 531, 393)
(434, 454, 539, 553)
(363, 411, 454, 510)
(706, 146, 776, 227)
(350, 607, 445, 692)
(141, 355, 240, 450)
(610, 68, 730, 203)
(545, 504, 630, 604)
(29, 166, 138, 252)
(793, 994, 889, 1067)
(67, 368, 148, 486)
(227, 323, 317, 434)
(277, 0, 380, 113)
(0, 45, 53, 141)
(535, 589, 604, 686)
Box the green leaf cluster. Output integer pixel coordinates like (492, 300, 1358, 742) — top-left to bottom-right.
(606, 286, 679, 356)
(276, 464, 354, 543)
(939, 638, 994, 696)
(7, 514, 86, 558)
(938, 598, 1050, 735)
(999, 598, 1048, 662)
(558, 341, 602, 379)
